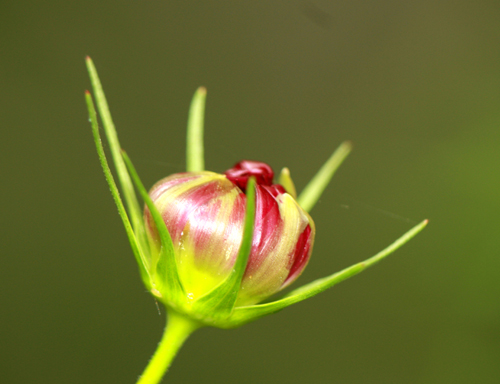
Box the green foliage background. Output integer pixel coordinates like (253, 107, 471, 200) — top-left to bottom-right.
(1, 1, 499, 383)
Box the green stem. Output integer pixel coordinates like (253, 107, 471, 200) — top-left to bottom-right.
(137, 310, 201, 384)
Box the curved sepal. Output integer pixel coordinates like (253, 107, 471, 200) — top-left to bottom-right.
(121, 151, 185, 303)
(224, 219, 428, 328)
(85, 57, 150, 257)
(298, 141, 352, 213)
(85, 91, 151, 288)
(192, 177, 256, 322)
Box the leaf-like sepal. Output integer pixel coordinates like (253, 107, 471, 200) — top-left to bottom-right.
(186, 87, 207, 172)
(278, 167, 297, 199)
(85, 57, 150, 257)
(85, 91, 151, 288)
(191, 178, 256, 322)
(298, 141, 352, 213)
(121, 151, 185, 304)
(223, 219, 428, 328)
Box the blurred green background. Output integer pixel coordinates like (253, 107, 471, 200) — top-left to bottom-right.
(1, 1, 499, 383)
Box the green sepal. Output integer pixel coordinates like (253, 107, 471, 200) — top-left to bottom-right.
(121, 151, 185, 303)
(192, 177, 256, 322)
(278, 167, 297, 199)
(298, 141, 352, 213)
(186, 87, 207, 172)
(85, 91, 152, 289)
(224, 219, 428, 328)
(85, 57, 151, 260)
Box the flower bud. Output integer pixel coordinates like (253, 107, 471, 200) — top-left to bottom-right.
(145, 161, 315, 307)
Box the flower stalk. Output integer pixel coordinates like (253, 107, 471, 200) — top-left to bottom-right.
(137, 309, 201, 384)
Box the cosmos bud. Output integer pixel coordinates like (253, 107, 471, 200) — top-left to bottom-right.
(145, 161, 315, 307)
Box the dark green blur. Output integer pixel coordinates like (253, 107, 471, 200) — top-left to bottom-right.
(1, 1, 499, 383)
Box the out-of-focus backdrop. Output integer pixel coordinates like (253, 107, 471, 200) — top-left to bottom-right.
(1, 1, 499, 383)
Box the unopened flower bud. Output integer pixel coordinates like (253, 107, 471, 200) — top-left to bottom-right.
(145, 161, 315, 306)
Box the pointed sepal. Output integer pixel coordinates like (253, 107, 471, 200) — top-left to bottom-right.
(224, 219, 428, 328)
(121, 151, 185, 303)
(85, 91, 152, 288)
(191, 177, 256, 322)
(298, 141, 352, 213)
(85, 57, 150, 258)
(278, 167, 297, 199)
(186, 87, 207, 172)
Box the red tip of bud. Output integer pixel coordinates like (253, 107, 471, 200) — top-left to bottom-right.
(85, 90, 91, 95)
(225, 160, 274, 192)
(85, 55, 91, 61)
